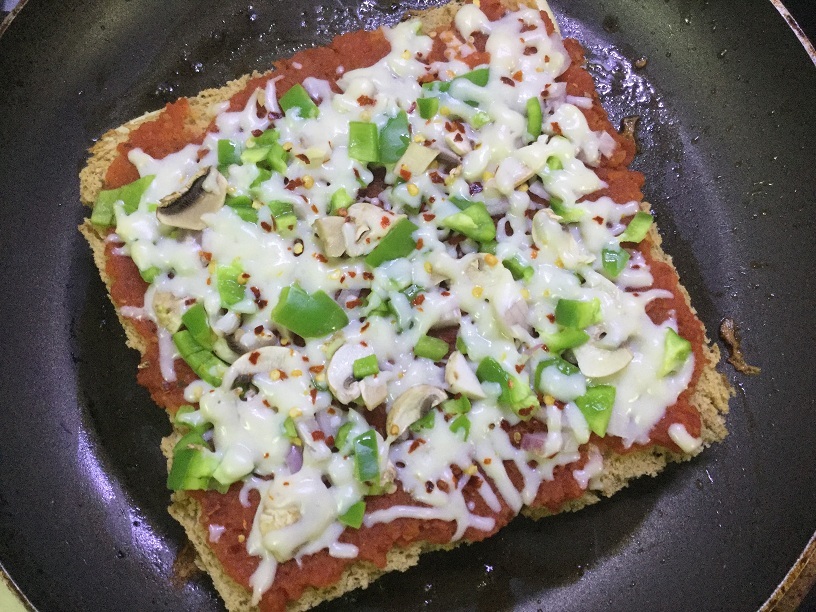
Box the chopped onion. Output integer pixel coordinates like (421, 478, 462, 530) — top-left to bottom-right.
(520, 432, 548, 454)
(285, 444, 303, 474)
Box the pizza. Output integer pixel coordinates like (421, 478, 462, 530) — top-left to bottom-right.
(79, 0, 731, 609)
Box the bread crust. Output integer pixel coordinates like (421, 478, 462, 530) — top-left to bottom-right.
(79, 1, 731, 609)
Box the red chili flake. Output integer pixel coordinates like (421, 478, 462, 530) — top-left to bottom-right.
(309, 365, 325, 374)
(518, 406, 533, 417)
(360, 341, 368, 347)
(444, 121, 454, 132)
(293, 239, 304, 256)
(551, 121, 563, 135)
(546, 313, 555, 323)
(422, 213, 436, 222)
(593, 215, 604, 225)
(380, 216, 391, 229)
(512, 70, 523, 82)
(469, 182, 483, 195)
(340, 274, 346, 284)
(399, 167, 412, 181)
(633, 292, 641, 297)
(408, 439, 426, 453)
(310, 204, 319, 214)
(425, 481, 435, 493)
(427, 196, 435, 204)
(412, 294, 425, 306)
(519, 22, 536, 32)
(514, 364, 524, 374)
(429, 171, 444, 184)
(325, 435, 335, 447)
(200, 251, 213, 263)
(252, 129, 263, 137)
(500, 76, 515, 87)
(314, 253, 328, 263)
(530, 246, 539, 259)
(441, 291, 450, 297)
(345, 298, 362, 308)
(311, 430, 326, 442)
(361, 321, 370, 332)
(250, 286, 262, 299)
(544, 55, 550, 62)
(254, 325, 265, 334)
(184, 298, 196, 306)
(248, 351, 261, 365)
(415, 237, 424, 250)
(362, 271, 374, 280)
(196, 148, 210, 161)
(453, 133, 464, 143)
(541, 89, 550, 99)
(257, 300, 268, 309)
(483, 457, 492, 465)
(285, 177, 304, 191)
(338, 208, 348, 218)
(295, 153, 309, 164)
(279, 371, 288, 380)
(260, 221, 273, 232)
(357, 95, 376, 106)
(348, 271, 357, 278)
(471, 475, 483, 488)
(262, 399, 271, 407)
(523, 46, 537, 56)
(436, 480, 450, 493)
(309, 388, 318, 405)
(632, 264, 641, 270)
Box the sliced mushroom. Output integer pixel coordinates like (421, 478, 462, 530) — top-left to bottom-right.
(385, 385, 446, 441)
(445, 351, 486, 399)
(221, 346, 297, 389)
(572, 343, 633, 378)
(430, 307, 461, 329)
(343, 203, 405, 257)
(395, 142, 439, 176)
(313, 216, 347, 258)
(444, 132, 472, 157)
(157, 167, 227, 230)
(326, 343, 373, 405)
(360, 375, 388, 410)
(494, 157, 535, 195)
(152, 291, 183, 333)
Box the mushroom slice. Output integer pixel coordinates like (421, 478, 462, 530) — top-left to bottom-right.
(445, 352, 486, 399)
(326, 343, 374, 405)
(360, 375, 388, 410)
(343, 203, 406, 257)
(313, 216, 347, 258)
(572, 343, 633, 378)
(221, 346, 297, 389)
(152, 291, 184, 333)
(385, 385, 446, 441)
(430, 307, 461, 329)
(157, 167, 227, 230)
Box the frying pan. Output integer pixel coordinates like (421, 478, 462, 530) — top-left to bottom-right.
(1, 0, 815, 610)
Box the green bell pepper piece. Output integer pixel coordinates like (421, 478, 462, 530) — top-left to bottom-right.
(526, 97, 542, 139)
(353, 429, 380, 483)
(554, 298, 601, 329)
(379, 110, 410, 164)
(601, 246, 630, 279)
(546, 156, 563, 171)
(91, 175, 155, 226)
(417, 97, 439, 119)
(329, 188, 354, 214)
(181, 302, 214, 350)
(353, 354, 379, 379)
(348, 121, 380, 163)
(414, 335, 449, 361)
(549, 196, 584, 223)
(476, 357, 537, 417)
(365, 218, 418, 267)
(172, 330, 228, 387)
(659, 328, 692, 377)
(268, 200, 297, 237)
(225, 194, 258, 223)
(338, 501, 366, 529)
(271, 283, 349, 338)
(216, 262, 245, 308)
(575, 385, 616, 437)
(441, 200, 496, 242)
(409, 410, 436, 433)
(335, 422, 353, 451)
(279, 83, 319, 119)
(534, 356, 580, 391)
(218, 139, 241, 166)
(618, 211, 653, 243)
(166, 428, 220, 491)
(449, 414, 471, 440)
(502, 256, 534, 282)
(442, 396, 471, 415)
(541, 328, 590, 354)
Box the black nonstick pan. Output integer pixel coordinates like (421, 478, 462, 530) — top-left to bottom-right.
(1, 0, 815, 610)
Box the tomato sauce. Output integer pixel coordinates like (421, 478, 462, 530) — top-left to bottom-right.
(98, 1, 708, 608)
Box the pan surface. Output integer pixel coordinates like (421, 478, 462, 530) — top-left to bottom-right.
(0, 0, 815, 610)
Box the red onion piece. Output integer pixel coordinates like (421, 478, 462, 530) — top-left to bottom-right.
(285, 444, 303, 474)
(520, 432, 548, 454)
(315, 409, 341, 439)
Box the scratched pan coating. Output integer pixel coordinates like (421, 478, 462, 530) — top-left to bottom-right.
(0, 0, 814, 610)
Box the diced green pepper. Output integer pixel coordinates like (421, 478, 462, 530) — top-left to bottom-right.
(554, 298, 601, 329)
(575, 385, 616, 437)
(470, 111, 492, 129)
(251, 167, 272, 190)
(282, 416, 298, 440)
(503, 256, 534, 282)
(409, 410, 436, 433)
(216, 262, 245, 308)
(476, 357, 537, 417)
(172, 330, 228, 387)
(241, 145, 272, 165)
(417, 97, 439, 119)
(348, 121, 380, 163)
(526, 97, 542, 139)
(338, 501, 366, 529)
(167, 428, 220, 491)
(353, 429, 380, 483)
(601, 246, 630, 279)
(549, 196, 584, 223)
(271, 283, 349, 338)
(173, 404, 196, 426)
(365, 218, 418, 267)
(353, 354, 379, 380)
(226, 194, 258, 223)
(414, 335, 449, 361)
(253, 128, 281, 147)
(279, 83, 319, 119)
(379, 111, 410, 164)
(546, 156, 564, 171)
(541, 328, 589, 354)
(268, 200, 297, 237)
(335, 422, 353, 451)
(329, 188, 354, 214)
(449, 414, 471, 440)
(618, 211, 653, 243)
(218, 139, 241, 166)
(455, 336, 468, 355)
(659, 328, 692, 377)
(263, 142, 289, 174)
(441, 200, 496, 242)
(181, 302, 214, 350)
(459, 67, 489, 86)
(402, 284, 423, 301)
(480, 239, 498, 255)
(534, 356, 580, 391)
(442, 396, 471, 415)
(91, 175, 155, 226)
(139, 266, 161, 283)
